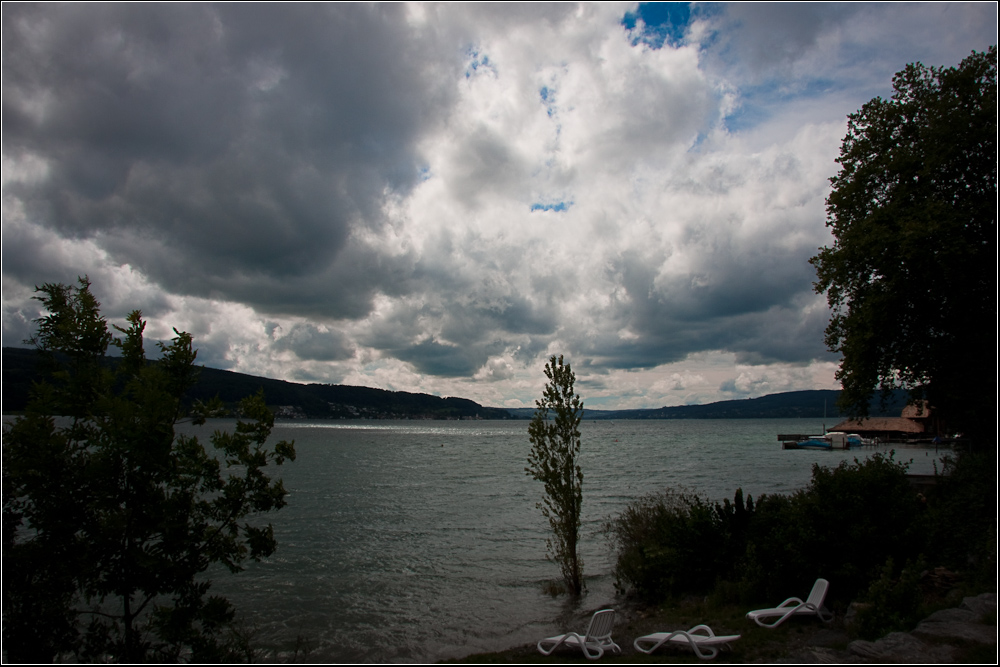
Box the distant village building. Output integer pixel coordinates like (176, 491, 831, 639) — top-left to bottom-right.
(830, 401, 938, 440)
(274, 405, 307, 419)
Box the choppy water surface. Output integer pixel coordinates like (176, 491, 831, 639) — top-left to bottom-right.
(178, 418, 945, 662)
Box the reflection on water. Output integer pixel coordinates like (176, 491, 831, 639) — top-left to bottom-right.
(177, 418, 946, 663)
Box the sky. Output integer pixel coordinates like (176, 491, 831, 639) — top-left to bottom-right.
(3, 3, 996, 410)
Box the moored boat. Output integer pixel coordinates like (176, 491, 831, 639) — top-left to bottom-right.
(782, 432, 871, 450)
(795, 435, 833, 450)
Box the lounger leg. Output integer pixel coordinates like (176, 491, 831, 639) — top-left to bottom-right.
(537, 636, 565, 656)
(580, 641, 604, 660)
(635, 630, 719, 660)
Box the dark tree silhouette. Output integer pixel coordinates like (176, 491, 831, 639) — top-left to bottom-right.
(811, 47, 997, 441)
(526, 355, 585, 594)
(3, 278, 295, 662)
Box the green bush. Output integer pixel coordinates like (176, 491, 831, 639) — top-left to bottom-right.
(852, 557, 927, 640)
(740, 452, 923, 603)
(735, 490, 813, 602)
(608, 452, 927, 605)
(605, 488, 752, 600)
(924, 449, 998, 589)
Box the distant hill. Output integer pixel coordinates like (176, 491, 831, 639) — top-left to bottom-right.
(3, 347, 908, 420)
(1, 347, 510, 420)
(507, 389, 908, 420)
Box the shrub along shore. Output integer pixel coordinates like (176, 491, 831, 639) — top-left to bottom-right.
(450, 448, 996, 662)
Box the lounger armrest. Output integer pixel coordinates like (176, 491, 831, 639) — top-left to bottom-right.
(634, 631, 688, 655)
(776, 596, 804, 609)
(749, 601, 805, 628)
(687, 624, 715, 638)
(668, 630, 720, 660)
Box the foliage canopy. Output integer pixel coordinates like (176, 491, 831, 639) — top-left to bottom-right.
(811, 47, 997, 438)
(525, 355, 585, 595)
(2, 278, 295, 662)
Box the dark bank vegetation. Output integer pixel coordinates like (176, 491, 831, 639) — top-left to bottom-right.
(605, 449, 997, 641)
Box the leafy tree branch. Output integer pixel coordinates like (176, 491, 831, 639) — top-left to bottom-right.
(3, 277, 296, 662)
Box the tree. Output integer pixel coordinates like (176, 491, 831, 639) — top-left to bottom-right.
(525, 355, 585, 595)
(810, 47, 997, 441)
(2, 278, 296, 662)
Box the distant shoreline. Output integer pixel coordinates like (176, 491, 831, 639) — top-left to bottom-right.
(3, 346, 907, 420)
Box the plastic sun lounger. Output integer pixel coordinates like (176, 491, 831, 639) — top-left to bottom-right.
(746, 578, 835, 628)
(537, 608, 621, 660)
(634, 625, 741, 660)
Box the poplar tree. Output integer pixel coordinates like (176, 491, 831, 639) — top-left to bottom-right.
(526, 355, 584, 595)
(3, 278, 296, 662)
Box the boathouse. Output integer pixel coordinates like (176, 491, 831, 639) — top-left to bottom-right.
(830, 401, 935, 441)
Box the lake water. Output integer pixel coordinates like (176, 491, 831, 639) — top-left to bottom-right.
(176, 418, 946, 663)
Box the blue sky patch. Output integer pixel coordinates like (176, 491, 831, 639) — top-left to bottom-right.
(724, 77, 843, 132)
(530, 201, 571, 212)
(622, 2, 694, 48)
(539, 86, 558, 118)
(465, 48, 496, 78)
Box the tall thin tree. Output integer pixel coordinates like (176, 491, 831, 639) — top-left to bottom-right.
(526, 355, 585, 594)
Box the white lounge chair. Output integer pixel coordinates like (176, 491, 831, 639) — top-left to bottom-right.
(746, 578, 834, 628)
(634, 624, 740, 660)
(537, 608, 621, 660)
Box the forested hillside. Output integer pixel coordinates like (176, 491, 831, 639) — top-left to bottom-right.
(4, 347, 908, 420)
(1, 347, 509, 420)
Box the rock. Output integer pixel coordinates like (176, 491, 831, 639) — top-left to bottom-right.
(961, 592, 997, 619)
(777, 646, 856, 664)
(807, 628, 851, 647)
(848, 631, 957, 663)
(913, 607, 997, 645)
(845, 592, 996, 663)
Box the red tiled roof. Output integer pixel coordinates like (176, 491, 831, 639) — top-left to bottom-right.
(830, 417, 925, 434)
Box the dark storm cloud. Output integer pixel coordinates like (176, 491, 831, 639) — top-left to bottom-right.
(273, 323, 354, 362)
(393, 339, 485, 378)
(0, 222, 82, 288)
(724, 299, 836, 365)
(2, 3, 457, 317)
(355, 268, 557, 378)
(717, 3, 854, 73)
(576, 231, 831, 370)
(447, 130, 527, 208)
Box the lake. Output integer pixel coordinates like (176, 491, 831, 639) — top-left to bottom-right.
(178, 418, 946, 662)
